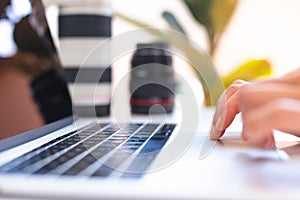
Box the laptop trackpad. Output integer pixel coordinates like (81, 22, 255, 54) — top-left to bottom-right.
(218, 133, 289, 162)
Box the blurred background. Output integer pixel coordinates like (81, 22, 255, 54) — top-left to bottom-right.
(46, 0, 300, 77)
(1, 0, 299, 124)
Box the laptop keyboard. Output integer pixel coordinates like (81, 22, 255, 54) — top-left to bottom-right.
(0, 123, 176, 178)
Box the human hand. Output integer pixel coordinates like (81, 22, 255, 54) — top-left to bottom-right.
(210, 69, 300, 149)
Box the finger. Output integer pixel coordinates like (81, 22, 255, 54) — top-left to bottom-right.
(248, 68, 300, 85)
(213, 80, 247, 122)
(242, 129, 275, 149)
(239, 79, 300, 112)
(242, 98, 300, 148)
(238, 82, 300, 148)
(275, 68, 300, 84)
(211, 91, 240, 139)
(210, 80, 248, 139)
(242, 118, 275, 149)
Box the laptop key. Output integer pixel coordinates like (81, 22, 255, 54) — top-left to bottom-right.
(122, 125, 175, 178)
(63, 145, 116, 176)
(91, 165, 114, 177)
(91, 150, 132, 177)
(33, 144, 89, 174)
(63, 154, 98, 175)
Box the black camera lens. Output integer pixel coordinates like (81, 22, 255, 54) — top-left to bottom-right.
(130, 43, 175, 114)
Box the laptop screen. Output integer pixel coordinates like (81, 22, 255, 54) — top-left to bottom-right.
(0, 0, 73, 151)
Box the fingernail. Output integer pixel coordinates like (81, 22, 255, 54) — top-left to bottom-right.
(210, 116, 222, 139)
(215, 116, 223, 131)
(264, 138, 275, 149)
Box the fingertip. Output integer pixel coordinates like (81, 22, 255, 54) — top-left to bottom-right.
(209, 127, 218, 140)
(264, 137, 275, 149)
(241, 131, 250, 142)
(242, 130, 275, 149)
(215, 116, 223, 131)
(210, 127, 225, 140)
(210, 116, 223, 139)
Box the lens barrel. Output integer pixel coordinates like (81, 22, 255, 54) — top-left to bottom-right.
(58, 0, 112, 117)
(130, 43, 175, 114)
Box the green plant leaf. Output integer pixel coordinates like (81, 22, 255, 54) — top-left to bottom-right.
(162, 11, 187, 35)
(222, 59, 273, 88)
(209, 0, 238, 35)
(183, 0, 213, 34)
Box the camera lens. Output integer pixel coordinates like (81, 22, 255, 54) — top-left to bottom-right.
(130, 43, 175, 114)
(58, 0, 112, 117)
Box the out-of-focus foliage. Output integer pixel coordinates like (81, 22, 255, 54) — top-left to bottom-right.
(183, 0, 238, 57)
(223, 59, 273, 88)
(116, 1, 274, 106)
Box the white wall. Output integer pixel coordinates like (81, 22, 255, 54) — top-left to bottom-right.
(217, 0, 300, 76)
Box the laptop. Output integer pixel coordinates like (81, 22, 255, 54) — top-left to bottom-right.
(0, 1, 298, 199)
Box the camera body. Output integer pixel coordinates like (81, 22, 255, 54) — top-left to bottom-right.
(130, 43, 175, 114)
